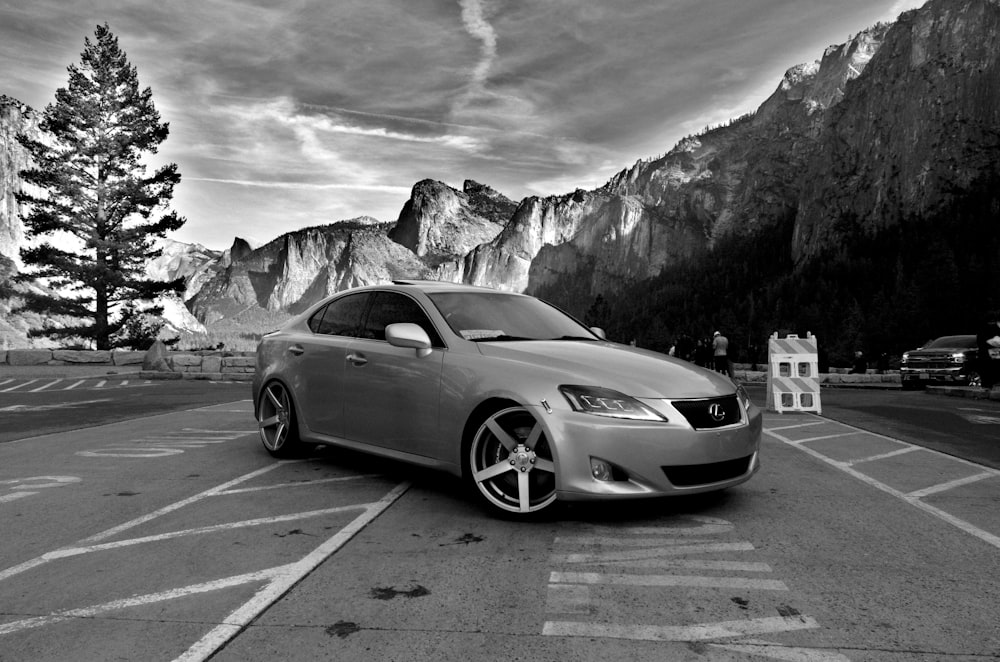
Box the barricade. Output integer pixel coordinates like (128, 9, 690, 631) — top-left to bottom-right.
(766, 332, 821, 414)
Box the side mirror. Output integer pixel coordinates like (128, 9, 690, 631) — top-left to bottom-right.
(386, 323, 433, 358)
(590, 326, 607, 340)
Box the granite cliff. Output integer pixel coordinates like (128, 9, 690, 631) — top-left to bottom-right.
(2, 0, 998, 346)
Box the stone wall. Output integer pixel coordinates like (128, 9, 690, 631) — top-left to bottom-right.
(151, 353, 255, 382)
(0, 348, 256, 382)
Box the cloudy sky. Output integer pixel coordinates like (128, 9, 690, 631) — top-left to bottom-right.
(0, 0, 924, 251)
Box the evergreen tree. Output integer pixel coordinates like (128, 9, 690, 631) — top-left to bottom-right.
(15, 24, 185, 350)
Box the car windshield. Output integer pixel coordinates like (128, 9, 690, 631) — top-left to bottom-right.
(427, 291, 598, 342)
(925, 335, 976, 349)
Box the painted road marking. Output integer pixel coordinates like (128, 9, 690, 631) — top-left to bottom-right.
(76, 428, 254, 458)
(844, 446, 919, 466)
(550, 571, 788, 591)
(29, 380, 63, 392)
(0, 476, 81, 505)
(765, 414, 1000, 551)
(0, 460, 411, 662)
(543, 615, 821, 641)
(544, 516, 841, 660)
(0, 379, 37, 392)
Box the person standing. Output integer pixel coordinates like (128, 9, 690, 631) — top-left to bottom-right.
(976, 312, 1000, 388)
(712, 331, 732, 377)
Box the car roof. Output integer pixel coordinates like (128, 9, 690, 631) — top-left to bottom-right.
(391, 279, 511, 294)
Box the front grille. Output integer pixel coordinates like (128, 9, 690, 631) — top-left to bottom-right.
(672, 395, 742, 429)
(663, 455, 753, 487)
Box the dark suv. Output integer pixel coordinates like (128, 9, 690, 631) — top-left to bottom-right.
(900, 335, 981, 389)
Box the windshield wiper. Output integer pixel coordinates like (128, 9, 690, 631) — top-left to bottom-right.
(552, 335, 600, 341)
(471, 334, 534, 342)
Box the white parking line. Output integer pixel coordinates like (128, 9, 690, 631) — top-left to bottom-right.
(1, 379, 37, 392)
(765, 416, 1000, 551)
(29, 380, 63, 392)
(551, 571, 788, 591)
(174, 481, 411, 662)
(543, 615, 821, 641)
(845, 446, 919, 466)
(906, 472, 995, 498)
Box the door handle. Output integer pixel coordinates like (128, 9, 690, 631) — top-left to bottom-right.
(289, 345, 305, 356)
(346, 353, 368, 366)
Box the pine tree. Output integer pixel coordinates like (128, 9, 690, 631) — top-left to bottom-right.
(15, 24, 185, 350)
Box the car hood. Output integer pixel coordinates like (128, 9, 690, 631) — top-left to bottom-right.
(475, 340, 735, 399)
(905, 346, 972, 356)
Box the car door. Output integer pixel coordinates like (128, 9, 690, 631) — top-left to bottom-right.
(342, 291, 446, 458)
(297, 291, 370, 439)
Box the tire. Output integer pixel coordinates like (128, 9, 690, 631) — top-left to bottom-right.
(467, 406, 558, 517)
(257, 381, 302, 458)
(966, 371, 983, 388)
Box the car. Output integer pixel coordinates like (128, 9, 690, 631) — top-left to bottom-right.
(252, 280, 762, 517)
(900, 335, 981, 389)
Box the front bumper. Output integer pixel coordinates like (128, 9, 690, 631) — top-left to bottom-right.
(539, 404, 762, 501)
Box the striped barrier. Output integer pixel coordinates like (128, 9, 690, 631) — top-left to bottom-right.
(765, 333, 822, 414)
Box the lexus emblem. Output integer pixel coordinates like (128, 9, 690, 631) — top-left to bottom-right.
(708, 403, 726, 422)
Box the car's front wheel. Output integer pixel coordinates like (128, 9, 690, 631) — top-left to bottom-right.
(468, 406, 558, 517)
(257, 381, 302, 458)
(966, 370, 983, 388)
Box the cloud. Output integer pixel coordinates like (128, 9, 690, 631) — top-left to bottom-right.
(452, 0, 500, 116)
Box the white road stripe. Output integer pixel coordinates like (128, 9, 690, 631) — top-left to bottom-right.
(94, 380, 107, 388)
(766, 421, 826, 432)
(711, 639, 852, 661)
(0, 379, 13, 386)
(845, 446, 919, 465)
(0, 566, 284, 636)
(907, 472, 996, 498)
(788, 432, 856, 444)
(766, 419, 1000, 550)
(555, 536, 714, 546)
(174, 481, 411, 662)
(1, 379, 37, 392)
(559, 559, 773, 572)
(80, 464, 285, 544)
(29, 380, 63, 392)
(64, 380, 86, 390)
(0, 491, 36, 504)
(542, 615, 820, 641)
(551, 542, 755, 564)
(49, 505, 370, 559)
(218, 474, 378, 495)
(550, 571, 787, 591)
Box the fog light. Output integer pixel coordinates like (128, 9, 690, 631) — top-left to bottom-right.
(590, 458, 614, 481)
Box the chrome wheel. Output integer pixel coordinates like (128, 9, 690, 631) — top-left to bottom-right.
(469, 406, 557, 515)
(967, 371, 983, 388)
(258, 381, 299, 457)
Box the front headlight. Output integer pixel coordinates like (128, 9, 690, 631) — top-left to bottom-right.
(952, 353, 967, 362)
(735, 383, 752, 410)
(559, 385, 667, 421)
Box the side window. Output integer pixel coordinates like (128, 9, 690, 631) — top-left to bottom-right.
(310, 293, 369, 337)
(362, 292, 444, 347)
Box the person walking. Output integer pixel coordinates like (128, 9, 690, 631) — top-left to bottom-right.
(712, 331, 732, 378)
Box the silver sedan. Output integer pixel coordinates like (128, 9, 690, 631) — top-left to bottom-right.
(252, 280, 761, 517)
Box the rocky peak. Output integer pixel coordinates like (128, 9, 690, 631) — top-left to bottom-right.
(388, 178, 511, 270)
(0, 96, 38, 265)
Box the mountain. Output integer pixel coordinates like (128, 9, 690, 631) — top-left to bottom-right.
(2, 0, 998, 359)
(0, 96, 37, 265)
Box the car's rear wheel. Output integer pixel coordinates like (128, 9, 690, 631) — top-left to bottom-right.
(468, 406, 558, 516)
(257, 381, 301, 458)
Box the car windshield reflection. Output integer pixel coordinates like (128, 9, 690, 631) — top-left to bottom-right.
(427, 291, 597, 342)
